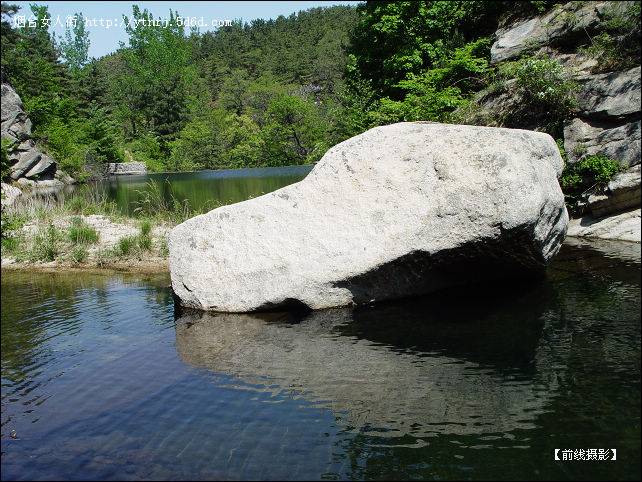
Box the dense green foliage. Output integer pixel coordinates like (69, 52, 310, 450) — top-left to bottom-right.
(1, 0, 638, 190)
(1, 3, 357, 176)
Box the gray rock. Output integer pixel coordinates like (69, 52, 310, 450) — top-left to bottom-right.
(1, 82, 64, 182)
(106, 162, 147, 175)
(24, 154, 56, 179)
(8, 118, 31, 140)
(567, 208, 641, 242)
(16, 139, 35, 151)
(563, 117, 641, 167)
(461, 79, 525, 127)
(7, 148, 21, 163)
(491, 17, 540, 64)
(1, 115, 20, 138)
(564, 236, 641, 261)
(0, 130, 18, 144)
(15, 177, 64, 191)
(10, 151, 41, 180)
(1, 83, 31, 143)
(491, 2, 635, 64)
(0, 83, 23, 122)
(576, 67, 641, 120)
(587, 165, 641, 218)
(1, 182, 22, 208)
(169, 122, 568, 312)
(54, 169, 75, 185)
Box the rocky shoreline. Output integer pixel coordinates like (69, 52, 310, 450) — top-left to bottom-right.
(1, 214, 171, 273)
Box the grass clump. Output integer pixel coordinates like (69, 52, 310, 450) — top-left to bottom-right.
(137, 232, 153, 252)
(64, 190, 119, 217)
(133, 180, 220, 223)
(136, 220, 153, 251)
(68, 217, 99, 245)
(158, 237, 169, 258)
(579, 2, 641, 73)
(70, 245, 88, 264)
(94, 247, 116, 267)
(26, 223, 62, 262)
(115, 221, 154, 257)
(116, 235, 136, 256)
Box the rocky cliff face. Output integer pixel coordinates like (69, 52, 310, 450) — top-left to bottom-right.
(1, 83, 73, 191)
(487, 2, 640, 169)
(476, 1, 641, 241)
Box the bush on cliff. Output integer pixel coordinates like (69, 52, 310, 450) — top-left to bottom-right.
(560, 154, 621, 194)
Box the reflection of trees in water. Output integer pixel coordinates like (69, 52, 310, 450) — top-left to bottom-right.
(0, 272, 170, 386)
(2, 272, 88, 384)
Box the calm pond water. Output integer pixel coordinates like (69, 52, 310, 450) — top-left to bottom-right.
(1, 239, 640, 480)
(92, 166, 312, 215)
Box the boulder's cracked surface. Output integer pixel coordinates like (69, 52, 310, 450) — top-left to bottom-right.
(169, 122, 568, 312)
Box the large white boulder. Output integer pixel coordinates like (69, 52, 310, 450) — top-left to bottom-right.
(169, 122, 568, 312)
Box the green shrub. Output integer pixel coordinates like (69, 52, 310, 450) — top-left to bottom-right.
(1, 211, 25, 239)
(578, 2, 641, 72)
(509, 56, 578, 117)
(1, 211, 24, 256)
(362, 38, 492, 126)
(561, 155, 621, 193)
(68, 217, 99, 245)
(1, 235, 21, 254)
(556, 139, 568, 163)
